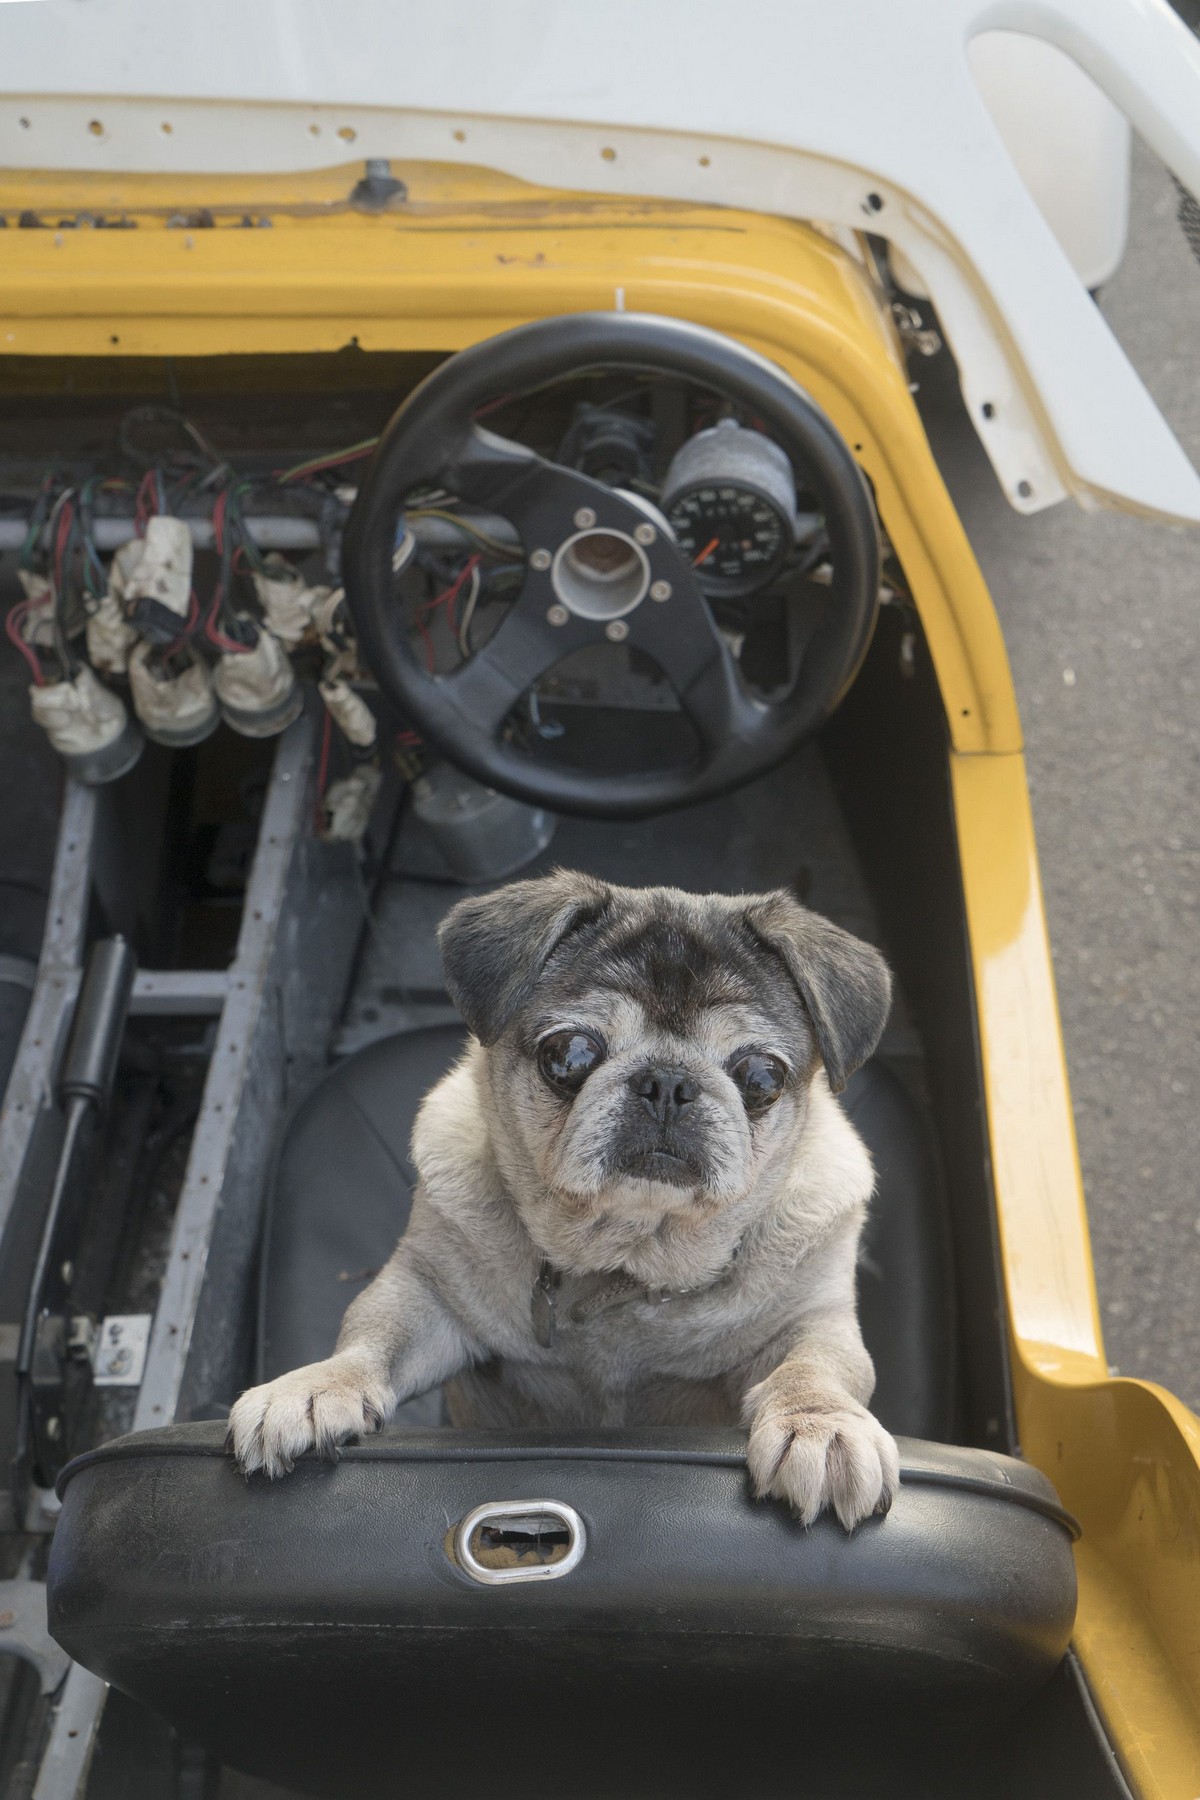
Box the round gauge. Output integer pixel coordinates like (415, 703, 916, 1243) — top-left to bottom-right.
(660, 420, 799, 598)
(666, 483, 792, 596)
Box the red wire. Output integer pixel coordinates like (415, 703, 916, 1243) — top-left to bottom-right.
(205, 492, 253, 653)
(417, 554, 480, 668)
(134, 470, 158, 536)
(205, 583, 254, 654)
(5, 602, 46, 685)
(211, 487, 228, 556)
(163, 589, 201, 660)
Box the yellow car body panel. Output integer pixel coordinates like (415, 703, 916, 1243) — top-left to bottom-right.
(4, 157, 1198, 1796)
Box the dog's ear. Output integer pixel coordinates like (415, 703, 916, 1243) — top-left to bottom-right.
(439, 869, 612, 1045)
(745, 892, 891, 1094)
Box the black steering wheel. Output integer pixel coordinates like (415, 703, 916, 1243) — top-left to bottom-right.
(344, 313, 880, 820)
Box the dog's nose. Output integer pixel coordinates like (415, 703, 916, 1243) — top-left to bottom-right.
(630, 1066, 700, 1124)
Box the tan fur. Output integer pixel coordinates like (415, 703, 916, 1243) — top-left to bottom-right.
(229, 880, 899, 1529)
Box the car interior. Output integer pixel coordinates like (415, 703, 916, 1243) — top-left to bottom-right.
(0, 315, 1126, 1798)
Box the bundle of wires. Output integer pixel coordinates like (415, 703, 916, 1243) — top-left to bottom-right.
(205, 483, 264, 657)
(5, 478, 94, 688)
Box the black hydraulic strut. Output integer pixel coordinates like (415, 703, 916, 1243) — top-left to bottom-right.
(12, 936, 136, 1503)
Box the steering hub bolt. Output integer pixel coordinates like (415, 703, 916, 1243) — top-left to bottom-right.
(649, 580, 672, 602)
(605, 620, 630, 642)
(573, 507, 597, 529)
(634, 523, 657, 546)
(530, 548, 552, 571)
(547, 604, 569, 627)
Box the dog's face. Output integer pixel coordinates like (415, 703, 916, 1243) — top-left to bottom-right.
(439, 873, 891, 1227)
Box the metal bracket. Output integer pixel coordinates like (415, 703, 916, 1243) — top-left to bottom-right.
(91, 1314, 151, 1387)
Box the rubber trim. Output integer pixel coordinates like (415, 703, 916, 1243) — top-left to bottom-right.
(56, 1435, 1079, 1539)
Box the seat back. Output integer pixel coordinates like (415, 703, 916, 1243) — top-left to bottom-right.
(257, 1029, 957, 1439)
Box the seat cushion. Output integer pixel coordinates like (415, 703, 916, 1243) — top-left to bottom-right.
(258, 1028, 955, 1439)
(257, 1022, 468, 1403)
(50, 1423, 1076, 1800)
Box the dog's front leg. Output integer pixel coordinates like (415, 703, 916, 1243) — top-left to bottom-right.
(229, 1246, 478, 1477)
(742, 1223, 898, 1531)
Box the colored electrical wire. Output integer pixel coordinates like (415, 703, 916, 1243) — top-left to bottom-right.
(5, 601, 46, 685)
(416, 554, 481, 672)
(456, 561, 483, 658)
(275, 439, 379, 485)
(405, 507, 519, 559)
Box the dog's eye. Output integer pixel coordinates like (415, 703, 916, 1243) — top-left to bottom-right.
(537, 1030, 606, 1094)
(730, 1053, 788, 1113)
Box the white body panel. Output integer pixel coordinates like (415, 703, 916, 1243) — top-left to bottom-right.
(892, 32, 1131, 297)
(0, 0, 1197, 524)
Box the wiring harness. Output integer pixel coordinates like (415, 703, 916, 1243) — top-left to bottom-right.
(2, 410, 529, 839)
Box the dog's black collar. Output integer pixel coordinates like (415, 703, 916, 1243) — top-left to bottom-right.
(531, 1242, 743, 1349)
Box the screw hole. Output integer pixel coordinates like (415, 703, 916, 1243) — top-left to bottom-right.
(982, 402, 995, 420)
(452, 129, 466, 143)
(87, 119, 104, 138)
(307, 123, 321, 138)
(1017, 479, 1033, 499)
(18, 117, 30, 130)
(160, 121, 173, 135)
(864, 192, 883, 212)
(338, 126, 356, 142)
(698, 154, 711, 168)
(600, 146, 616, 161)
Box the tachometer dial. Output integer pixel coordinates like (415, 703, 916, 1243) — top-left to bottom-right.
(666, 484, 792, 596)
(661, 419, 798, 598)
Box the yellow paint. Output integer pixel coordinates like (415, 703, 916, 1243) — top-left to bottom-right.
(0, 158, 1019, 756)
(4, 155, 1199, 1793)
(953, 750, 1200, 1796)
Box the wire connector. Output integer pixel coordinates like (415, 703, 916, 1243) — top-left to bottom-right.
(29, 664, 142, 784)
(128, 641, 218, 747)
(213, 627, 303, 738)
(320, 763, 382, 843)
(251, 554, 330, 648)
(85, 593, 139, 676)
(120, 517, 194, 643)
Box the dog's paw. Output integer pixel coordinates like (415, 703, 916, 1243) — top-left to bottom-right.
(227, 1354, 391, 1478)
(745, 1388, 898, 1531)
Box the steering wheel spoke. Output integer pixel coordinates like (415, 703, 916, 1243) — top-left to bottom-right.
(442, 580, 588, 739)
(442, 425, 546, 521)
(676, 646, 767, 757)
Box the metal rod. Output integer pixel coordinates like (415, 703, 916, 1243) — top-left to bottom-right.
(0, 512, 520, 553)
(13, 1097, 88, 1384)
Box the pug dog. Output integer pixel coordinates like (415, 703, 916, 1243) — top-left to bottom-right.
(228, 871, 899, 1530)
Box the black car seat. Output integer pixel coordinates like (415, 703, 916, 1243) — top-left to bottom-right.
(49, 1028, 1077, 1800)
(256, 1027, 957, 1440)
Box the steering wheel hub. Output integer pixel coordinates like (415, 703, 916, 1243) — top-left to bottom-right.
(550, 526, 651, 622)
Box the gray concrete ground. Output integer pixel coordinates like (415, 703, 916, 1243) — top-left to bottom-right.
(919, 140, 1200, 1409)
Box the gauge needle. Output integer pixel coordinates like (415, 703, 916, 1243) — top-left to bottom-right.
(693, 536, 720, 566)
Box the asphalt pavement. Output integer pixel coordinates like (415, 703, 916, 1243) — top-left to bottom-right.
(918, 139, 1200, 1410)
